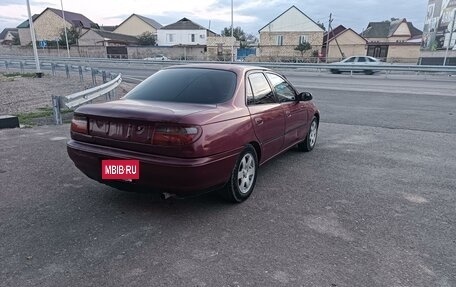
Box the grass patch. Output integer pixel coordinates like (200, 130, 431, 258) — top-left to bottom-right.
(15, 107, 73, 126)
(2, 72, 40, 78)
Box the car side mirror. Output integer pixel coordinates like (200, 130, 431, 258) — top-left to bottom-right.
(296, 92, 312, 101)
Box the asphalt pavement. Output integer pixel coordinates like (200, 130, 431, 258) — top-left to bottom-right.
(1, 73, 456, 286)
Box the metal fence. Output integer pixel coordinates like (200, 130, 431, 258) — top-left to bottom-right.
(2, 57, 456, 76)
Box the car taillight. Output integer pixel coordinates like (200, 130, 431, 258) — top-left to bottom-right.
(152, 125, 201, 146)
(71, 115, 88, 134)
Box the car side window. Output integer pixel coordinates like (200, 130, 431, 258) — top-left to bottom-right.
(367, 58, 376, 62)
(358, 57, 366, 62)
(345, 57, 355, 63)
(247, 73, 276, 105)
(265, 73, 296, 102)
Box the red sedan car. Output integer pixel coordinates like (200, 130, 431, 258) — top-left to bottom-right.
(67, 64, 320, 202)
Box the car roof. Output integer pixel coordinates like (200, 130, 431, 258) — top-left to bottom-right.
(164, 63, 270, 74)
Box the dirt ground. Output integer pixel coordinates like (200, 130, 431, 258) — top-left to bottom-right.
(0, 72, 136, 115)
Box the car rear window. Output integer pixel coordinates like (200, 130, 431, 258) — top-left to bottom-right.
(124, 68, 237, 104)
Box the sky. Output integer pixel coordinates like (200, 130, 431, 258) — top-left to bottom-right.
(0, 0, 429, 35)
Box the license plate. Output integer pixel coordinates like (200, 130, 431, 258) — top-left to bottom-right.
(101, 159, 140, 180)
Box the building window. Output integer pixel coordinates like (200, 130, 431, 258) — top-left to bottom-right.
(190, 34, 195, 42)
(276, 35, 283, 46)
(299, 35, 308, 44)
(166, 34, 174, 43)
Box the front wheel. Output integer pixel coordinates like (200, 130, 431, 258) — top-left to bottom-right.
(222, 144, 258, 203)
(298, 117, 318, 152)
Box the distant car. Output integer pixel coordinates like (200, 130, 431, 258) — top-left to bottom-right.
(329, 56, 381, 75)
(143, 55, 169, 61)
(67, 64, 320, 203)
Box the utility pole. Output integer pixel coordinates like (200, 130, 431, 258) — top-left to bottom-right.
(325, 13, 333, 63)
(231, 0, 234, 62)
(26, 0, 41, 77)
(443, 9, 456, 66)
(61, 0, 70, 58)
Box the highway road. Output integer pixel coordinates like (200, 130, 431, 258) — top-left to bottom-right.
(1, 65, 455, 286)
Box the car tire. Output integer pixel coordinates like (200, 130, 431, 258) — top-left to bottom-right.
(222, 144, 258, 203)
(364, 70, 374, 75)
(297, 117, 318, 152)
(330, 69, 340, 74)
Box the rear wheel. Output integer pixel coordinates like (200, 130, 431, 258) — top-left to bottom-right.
(330, 69, 340, 74)
(222, 144, 258, 203)
(364, 70, 374, 75)
(298, 117, 318, 152)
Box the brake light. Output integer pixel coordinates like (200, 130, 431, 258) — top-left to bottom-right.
(71, 115, 88, 134)
(152, 125, 201, 146)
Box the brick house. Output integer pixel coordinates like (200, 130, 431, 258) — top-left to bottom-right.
(322, 25, 368, 61)
(113, 14, 162, 38)
(17, 7, 97, 45)
(361, 19, 423, 62)
(258, 5, 324, 60)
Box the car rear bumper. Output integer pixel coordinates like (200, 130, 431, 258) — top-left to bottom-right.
(67, 140, 240, 194)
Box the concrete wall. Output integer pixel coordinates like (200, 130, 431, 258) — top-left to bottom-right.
(114, 15, 158, 36)
(127, 46, 206, 60)
(206, 36, 238, 60)
(0, 45, 105, 57)
(388, 44, 421, 62)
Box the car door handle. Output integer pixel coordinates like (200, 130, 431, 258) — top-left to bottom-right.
(254, 118, 264, 125)
(285, 111, 291, 117)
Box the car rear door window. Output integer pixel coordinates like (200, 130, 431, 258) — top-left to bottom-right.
(248, 73, 276, 105)
(358, 57, 366, 62)
(125, 68, 237, 104)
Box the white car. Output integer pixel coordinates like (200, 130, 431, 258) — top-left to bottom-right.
(329, 56, 381, 75)
(143, 55, 169, 61)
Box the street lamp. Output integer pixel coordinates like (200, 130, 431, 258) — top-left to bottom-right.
(25, 0, 42, 77)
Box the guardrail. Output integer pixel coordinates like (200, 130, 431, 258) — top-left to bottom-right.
(2, 57, 456, 76)
(51, 73, 122, 125)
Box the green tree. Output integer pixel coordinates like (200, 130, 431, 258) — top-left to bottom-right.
(221, 26, 248, 48)
(59, 26, 80, 46)
(294, 41, 312, 57)
(138, 31, 156, 46)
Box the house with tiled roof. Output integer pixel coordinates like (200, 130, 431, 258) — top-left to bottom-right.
(35, 8, 97, 41)
(16, 8, 97, 45)
(78, 29, 139, 46)
(322, 25, 367, 60)
(157, 17, 216, 46)
(113, 14, 162, 38)
(361, 18, 422, 62)
(257, 5, 324, 60)
(0, 28, 19, 44)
